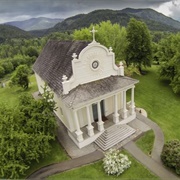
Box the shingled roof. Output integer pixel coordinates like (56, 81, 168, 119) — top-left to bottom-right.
(33, 40, 139, 108)
(62, 75, 138, 109)
(33, 40, 89, 95)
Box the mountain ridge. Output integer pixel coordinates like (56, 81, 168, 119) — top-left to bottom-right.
(31, 8, 180, 37)
(5, 17, 63, 31)
(0, 24, 33, 43)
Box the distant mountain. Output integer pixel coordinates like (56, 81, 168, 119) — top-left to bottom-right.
(5, 17, 63, 31)
(121, 8, 180, 29)
(0, 24, 33, 43)
(29, 8, 180, 37)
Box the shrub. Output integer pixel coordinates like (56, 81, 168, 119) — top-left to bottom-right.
(161, 139, 180, 175)
(103, 149, 131, 176)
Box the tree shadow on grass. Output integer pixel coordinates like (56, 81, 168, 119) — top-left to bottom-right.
(159, 78, 171, 87)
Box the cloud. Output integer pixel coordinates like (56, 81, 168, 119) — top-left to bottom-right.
(154, 0, 180, 20)
(0, 0, 179, 23)
(170, 0, 180, 20)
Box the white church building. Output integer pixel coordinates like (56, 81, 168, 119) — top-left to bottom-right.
(33, 28, 139, 150)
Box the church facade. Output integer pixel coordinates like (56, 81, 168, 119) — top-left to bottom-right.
(33, 29, 139, 148)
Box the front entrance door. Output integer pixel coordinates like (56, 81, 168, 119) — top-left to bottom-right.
(92, 100, 105, 121)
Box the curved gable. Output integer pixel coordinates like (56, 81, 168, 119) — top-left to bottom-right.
(62, 41, 124, 94)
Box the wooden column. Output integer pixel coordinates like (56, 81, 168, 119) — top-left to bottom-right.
(73, 110, 83, 142)
(130, 86, 135, 115)
(113, 94, 120, 124)
(86, 105, 94, 136)
(97, 101, 104, 131)
(122, 90, 128, 119)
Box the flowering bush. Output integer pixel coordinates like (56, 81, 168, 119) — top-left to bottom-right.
(103, 149, 131, 176)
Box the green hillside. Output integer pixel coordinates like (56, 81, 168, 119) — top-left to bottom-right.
(0, 24, 33, 43)
(30, 8, 180, 37)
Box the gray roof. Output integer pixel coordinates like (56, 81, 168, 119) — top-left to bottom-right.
(33, 40, 89, 95)
(62, 75, 139, 109)
(33, 40, 138, 109)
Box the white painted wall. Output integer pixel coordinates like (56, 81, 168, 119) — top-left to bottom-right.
(62, 42, 124, 94)
(35, 73, 77, 132)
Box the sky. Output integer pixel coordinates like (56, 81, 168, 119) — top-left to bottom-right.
(0, 0, 180, 23)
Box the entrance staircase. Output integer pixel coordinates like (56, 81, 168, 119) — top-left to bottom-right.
(95, 124, 136, 151)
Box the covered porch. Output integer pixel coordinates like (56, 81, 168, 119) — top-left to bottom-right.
(68, 85, 137, 149)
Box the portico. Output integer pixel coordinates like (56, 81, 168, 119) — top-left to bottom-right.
(65, 79, 137, 148)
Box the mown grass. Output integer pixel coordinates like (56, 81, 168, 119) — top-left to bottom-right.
(134, 65, 180, 141)
(136, 130, 155, 155)
(48, 150, 158, 180)
(24, 140, 70, 178)
(0, 74, 38, 107)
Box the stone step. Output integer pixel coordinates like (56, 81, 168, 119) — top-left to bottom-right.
(103, 127, 133, 139)
(96, 130, 135, 150)
(98, 128, 135, 142)
(95, 124, 136, 151)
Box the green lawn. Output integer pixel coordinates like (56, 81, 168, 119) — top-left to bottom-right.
(24, 140, 70, 178)
(136, 130, 155, 155)
(134, 65, 180, 140)
(48, 150, 158, 180)
(0, 74, 38, 107)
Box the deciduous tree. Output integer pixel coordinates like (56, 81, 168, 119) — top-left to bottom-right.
(125, 18, 152, 74)
(73, 21, 127, 62)
(0, 87, 57, 179)
(158, 33, 180, 94)
(10, 65, 30, 89)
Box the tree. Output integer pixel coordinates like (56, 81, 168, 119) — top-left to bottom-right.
(25, 46, 39, 58)
(0, 65, 5, 78)
(125, 18, 152, 74)
(161, 139, 180, 175)
(73, 21, 127, 62)
(10, 65, 30, 89)
(1, 61, 14, 74)
(157, 33, 180, 94)
(0, 87, 57, 178)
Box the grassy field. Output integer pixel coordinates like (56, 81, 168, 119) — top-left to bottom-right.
(0, 74, 38, 107)
(24, 140, 70, 178)
(134, 65, 180, 141)
(136, 130, 155, 155)
(48, 151, 158, 180)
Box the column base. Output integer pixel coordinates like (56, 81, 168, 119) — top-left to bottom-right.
(75, 130, 83, 142)
(113, 113, 120, 124)
(86, 125, 94, 137)
(121, 109, 128, 119)
(130, 106, 135, 115)
(97, 121, 104, 132)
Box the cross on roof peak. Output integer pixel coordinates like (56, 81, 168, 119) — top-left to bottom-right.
(90, 26, 97, 42)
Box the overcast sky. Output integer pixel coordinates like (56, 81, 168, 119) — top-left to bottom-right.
(0, 0, 180, 23)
